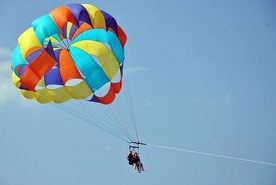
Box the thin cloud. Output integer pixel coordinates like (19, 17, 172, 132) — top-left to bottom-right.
(143, 99, 153, 107)
(0, 47, 29, 106)
(223, 91, 232, 104)
(124, 66, 149, 75)
(0, 63, 17, 106)
(194, 96, 203, 104)
(193, 91, 232, 105)
(0, 47, 12, 59)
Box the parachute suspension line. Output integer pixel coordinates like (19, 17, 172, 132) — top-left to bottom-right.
(73, 102, 129, 140)
(122, 62, 139, 142)
(53, 101, 129, 143)
(78, 88, 138, 144)
(85, 75, 135, 142)
(98, 101, 134, 141)
(125, 76, 139, 141)
(77, 99, 133, 142)
(146, 143, 276, 166)
(103, 91, 137, 142)
(67, 100, 132, 142)
(47, 85, 131, 143)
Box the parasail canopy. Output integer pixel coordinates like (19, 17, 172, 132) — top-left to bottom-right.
(11, 3, 127, 105)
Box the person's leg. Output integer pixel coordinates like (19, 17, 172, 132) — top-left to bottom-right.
(139, 162, 144, 171)
(134, 163, 137, 172)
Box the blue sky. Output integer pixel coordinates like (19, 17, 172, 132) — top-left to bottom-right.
(0, 0, 276, 185)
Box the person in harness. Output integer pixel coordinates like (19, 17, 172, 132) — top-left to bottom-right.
(126, 150, 145, 172)
(126, 151, 135, 166)
(133, 152, 145, 172)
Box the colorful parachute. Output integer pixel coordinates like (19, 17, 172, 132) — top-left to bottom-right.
(11, 3, 127, 105)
